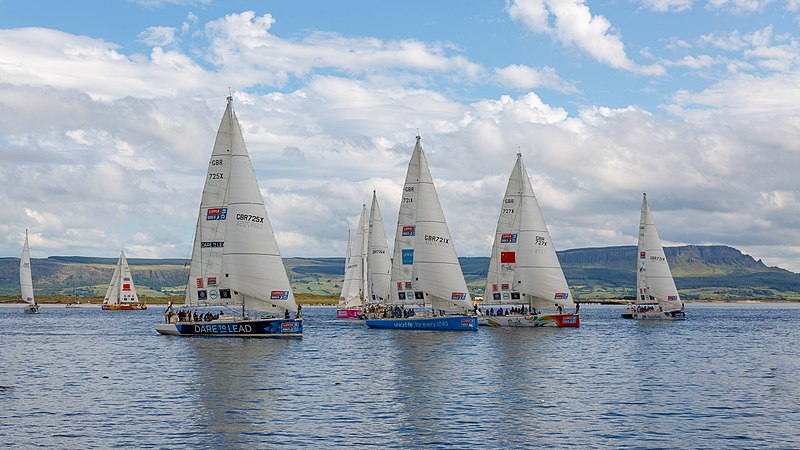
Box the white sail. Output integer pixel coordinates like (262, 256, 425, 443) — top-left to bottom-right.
(484, 154, 574, 311)
(367, 191, 391, 304)
(20, 230, 35, 306)
(339, 205, 368, 309)
(390, 136, 472, 313)
(186, 97, 297, 314)
(636, 193, 682, 310)
(103, 251, 140, 305)
(185, 98, 234, 308)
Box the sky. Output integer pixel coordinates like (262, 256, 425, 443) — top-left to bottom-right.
(1, 0, 800, 271)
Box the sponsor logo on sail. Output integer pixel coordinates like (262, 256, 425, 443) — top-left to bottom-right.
(500, 233, 517, 243)
(270, 290, 289, 300)
(196, 278, 203, 288)
(201, 241, 224, 248)
(402, 249, 414, 265)
(402, 226, 415, 236)
(451, 292, 466, 300)
(122, 283, 131, 291)
(207, 277, 217, 286)
(640, 251, 646, 259)
(668, 295, 678, 301)
(554, 292, 569, 300)
(206, 207, 227, 220)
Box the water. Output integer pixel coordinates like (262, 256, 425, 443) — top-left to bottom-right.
(1, 303, 798, 449)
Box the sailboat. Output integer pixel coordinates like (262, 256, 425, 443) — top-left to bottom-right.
(20, 230, 39, 314)
(336, 205, 368, 318)
(155, 96, 302, 337)
(101, 251, 147, 310)
(337, 192, 393, 319)
(365, 135, 478, 331)
(622, 193, 686, 320)
(480, 153, 579, 327)
(366, 190, 391, 306)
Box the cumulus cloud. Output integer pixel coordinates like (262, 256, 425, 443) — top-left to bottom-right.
(2, 6, 800, 275)
(494, 64, 578, 93)
(507, 0, 665, 75)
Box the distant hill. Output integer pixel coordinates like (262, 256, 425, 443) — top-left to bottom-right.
(1, 245, 799, 300)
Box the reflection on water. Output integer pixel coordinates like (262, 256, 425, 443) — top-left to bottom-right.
(0, 303, 799, 448)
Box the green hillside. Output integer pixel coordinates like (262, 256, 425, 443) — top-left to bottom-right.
(1, 245, 799, 300)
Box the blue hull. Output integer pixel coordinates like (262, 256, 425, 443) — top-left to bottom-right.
(365, 316, 478, 331)
(155, 318, 302, 337)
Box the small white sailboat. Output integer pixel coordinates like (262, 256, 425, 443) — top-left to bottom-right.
(337, 191, 392, 319)
(480, 153, 579, 327)
(156, 96, 302, 337)
(336, 205, 368, 318)
(102, 251, 147, 310)
(366, 190, 391, 305)
(622, 193, 686, 320)
(20, 230, 39, 314)
(365, 135, 477, 331)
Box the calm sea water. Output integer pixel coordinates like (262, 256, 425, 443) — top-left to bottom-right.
(1, 303, 798, 449)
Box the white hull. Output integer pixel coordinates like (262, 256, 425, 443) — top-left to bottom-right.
(622, 309, 686, 320)
(478, 313, 580, 327)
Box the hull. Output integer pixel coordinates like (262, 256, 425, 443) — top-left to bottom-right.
(155, 318, 303, 337)
(335, 308, 362, 319)
(102, 304, 147, 310)
(478, 314, 580, 328)
(24, 304, 40, 314)
(622, 309, 685, 320)
(365, 316, 477, 331)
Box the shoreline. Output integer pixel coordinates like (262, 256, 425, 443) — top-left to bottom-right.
(2, 296, 798, 306)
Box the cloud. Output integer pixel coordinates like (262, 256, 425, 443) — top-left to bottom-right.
(138, 26, 178, 47)
(706, 0, 772, 14)
(494, 64, 579, 93)
(507, 0, 665, 75)
(638, 0, 694, 12)
(202, 11, 485, 88)
(2, 7, 800, 275)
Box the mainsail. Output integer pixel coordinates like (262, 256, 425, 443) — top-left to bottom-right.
(185, 97, 297, 315)
(389, 136, 472, 313)
(367, 191, 391, 304)
(103, 251, 140, 305)
(484, 153, 574, 311)
(636, 193, 682, 311)
(19, 230, 35, 306)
